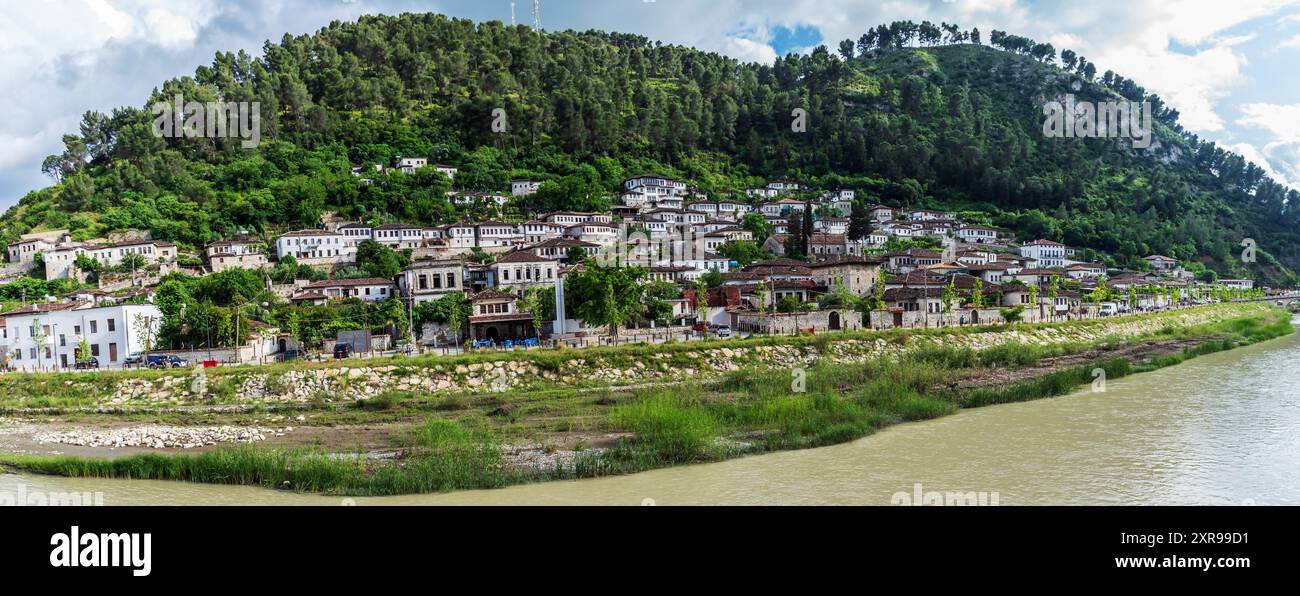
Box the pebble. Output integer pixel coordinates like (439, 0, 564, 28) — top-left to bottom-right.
(34, 425, 288, 449)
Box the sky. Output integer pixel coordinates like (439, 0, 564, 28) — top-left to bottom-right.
(3, 0, 1300, 213)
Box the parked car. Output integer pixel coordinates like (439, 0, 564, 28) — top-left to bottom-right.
(333, 343, 354, 359)
(123, 353, 146, 367)
(74, 357, 99, 371)
(715, 325, 733, 338)
(147, 355, 189, 369)
(276, 349, 308, 363)
(1099, 303, 1119, 317)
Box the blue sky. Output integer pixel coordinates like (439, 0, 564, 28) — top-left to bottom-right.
(3, 0, 1300, 214)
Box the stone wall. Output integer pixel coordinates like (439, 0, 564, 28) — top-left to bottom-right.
(27, 304, 1272, 408)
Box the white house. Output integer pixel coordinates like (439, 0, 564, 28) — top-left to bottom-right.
(433, 164, 458, 180)
(956, 225, 998, 245)
(623, 175, 688, 200)
(493, 250, 560, 292)
(1, 302, 162, 371)
(394, 157, 428, 174)
(372, 224, 427, 250)
(43, 239, 178, 280)
(401, 259, 466, 304)
(294, 278, 397, 303)
(205, 241, 268, 273)
(1019, 240, 1068, 269)
(512, 180, 542, 197)
(275, 230, 354, 266)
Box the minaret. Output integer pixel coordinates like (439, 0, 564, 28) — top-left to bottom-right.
(533, 0, 541, 31)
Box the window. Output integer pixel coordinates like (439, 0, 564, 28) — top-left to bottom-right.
(107, 318, 116, 332)
(89, 320, 98, 334)
(447, 273, 456, 288)
(91, 344, 100, 357)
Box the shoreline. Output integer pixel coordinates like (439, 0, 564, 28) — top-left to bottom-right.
(0, 304, 1292, 496)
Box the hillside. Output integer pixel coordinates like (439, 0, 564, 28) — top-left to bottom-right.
(2, 13, 1297, 284)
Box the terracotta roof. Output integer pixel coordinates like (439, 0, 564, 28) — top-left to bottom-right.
(303, 278, 396, 289)
(1, 300, 90, 317)
(471, 289, 517, 302)
(495, 251, 551, 264)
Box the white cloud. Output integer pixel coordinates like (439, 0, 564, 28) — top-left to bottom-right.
(1238, 102, 1300, 140)
(719, 36, 780, 64)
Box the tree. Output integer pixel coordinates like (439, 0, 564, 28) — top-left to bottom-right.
(970, 278, 985, 308)
(942, 280, 957, 314)
(867, 274, 887, 311)
(133, 312, 158, 353)
(355, 239, 403, 279)
(741, 213, 774, 243)
(518, 286, 552, 333)
(643, 280, 681, 325)
(693, 279, 711, 325)
(717, 241, 766, 267)
(1027, 283, 1040, 316)
(700, 268, 724, 288)
(76, 336, 92, 365)
(430, 292, 472, 345)
(119, 252, 149, 273)
(1089, 276, 1110, 305)
(848, 202, 872, 241)
(565, 263, 648, 342)
(1001, 305, 1025, 324)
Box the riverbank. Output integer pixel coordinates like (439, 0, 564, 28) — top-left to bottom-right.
(0, 303, 1291, 496)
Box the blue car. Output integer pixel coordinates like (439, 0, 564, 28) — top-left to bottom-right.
(146, 355, 189, 369)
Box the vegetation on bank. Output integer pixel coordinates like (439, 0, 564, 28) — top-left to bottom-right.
(1, 307, 1291, 496)
(0, 303, 1276, 410)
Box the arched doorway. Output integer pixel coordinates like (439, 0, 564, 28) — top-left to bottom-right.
(828, 311, 841, 331)
(486, 327, 501, 342)
(971, 309, 980, 325)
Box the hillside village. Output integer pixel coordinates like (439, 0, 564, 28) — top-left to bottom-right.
(0, 158, 1271, 372)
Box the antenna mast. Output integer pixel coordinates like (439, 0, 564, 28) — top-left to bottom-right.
(532, 0, 541, 32)
(510, 1, 516, 26)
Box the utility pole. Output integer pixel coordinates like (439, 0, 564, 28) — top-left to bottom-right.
(407, 295, 416, 355)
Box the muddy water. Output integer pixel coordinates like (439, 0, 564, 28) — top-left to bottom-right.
(4, 319, 1298, 505)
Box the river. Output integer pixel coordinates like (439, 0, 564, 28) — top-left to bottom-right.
(4, 316, 1298, 505)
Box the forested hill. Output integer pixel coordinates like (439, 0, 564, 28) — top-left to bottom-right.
(4, 13, 1297, 284)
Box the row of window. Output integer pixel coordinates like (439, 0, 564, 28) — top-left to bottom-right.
(11, 341, 119, 364)
(6, 318, 115, 341)
(501, 267, 553, 282)
(416, 272, 459, 291)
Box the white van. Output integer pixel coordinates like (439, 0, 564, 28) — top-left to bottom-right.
(1099, 303, 1119, 317)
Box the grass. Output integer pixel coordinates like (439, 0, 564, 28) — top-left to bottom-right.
(1, 305, 1292, 496)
